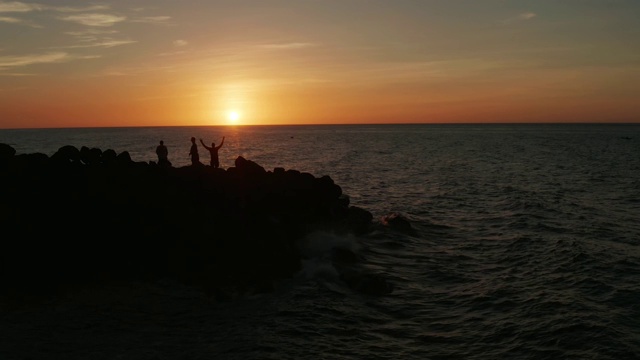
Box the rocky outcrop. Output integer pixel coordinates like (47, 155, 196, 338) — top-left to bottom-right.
(381, 212, 415, 235)
(0, 144, 375, 298)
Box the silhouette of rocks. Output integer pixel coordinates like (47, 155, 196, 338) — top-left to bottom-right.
(50, 144, 80, 164)
(0, 144, 375, 298)
(0, 143, 16, 161)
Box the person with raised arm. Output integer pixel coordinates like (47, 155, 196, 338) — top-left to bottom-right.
(200, 136, 225, 168)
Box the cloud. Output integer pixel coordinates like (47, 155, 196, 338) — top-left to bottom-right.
(157, 51, 186, 57)
(54, 5, 110, 13)
(130, 16, 171, 24)
(0, 15, 18, 22)
(65, 29, 119, 37)
(259, 42, 317, 50)
(59, 13, 126, 27)
(518, 12, 537, 20)
(61, 39, 137, 49)
(0, 1, 107, 13)
(62, 28, 135, 49)
(0, 52, 101, 71)
(503, 12, 537, 24)
(0, 52, 70, 69)
(173, 39, 188, 47)
(0, 2, 114, 27)
(1, 2, 162, 29)
(0, 14, 41, 27)
(0, 1, 43, 12)
(0, 72, 36, 76)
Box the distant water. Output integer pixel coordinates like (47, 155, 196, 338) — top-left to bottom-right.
(1, 124, 639, 359)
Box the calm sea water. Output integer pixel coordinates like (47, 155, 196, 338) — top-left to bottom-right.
(1, 124, 639, 359)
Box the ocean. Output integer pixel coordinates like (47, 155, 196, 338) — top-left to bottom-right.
(1, 123, 639, 359)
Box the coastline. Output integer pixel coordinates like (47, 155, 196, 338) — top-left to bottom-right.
(0, 142, 390, 303)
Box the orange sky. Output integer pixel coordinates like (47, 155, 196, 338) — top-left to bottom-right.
(1, 1, 639, 128)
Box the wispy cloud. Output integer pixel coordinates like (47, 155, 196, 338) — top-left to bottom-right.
(59, 13, 126, 27)
(0, 72, 36, 76)
(130, 16, 171, 24)
(518, 12, 537, 20)
(157, 51, 186, 57)
(0, 52, 101, 70)
(0, 14, 41, 27)
(1, 2, 163, 30)
(0, 1, 108, 13)
(0, 1, 44, 12)
(65, 29, 119, 37)
(156, 40, 188, 57)
(502, 12, 537, 24)
(60, 39, 137, 49)
(54, 5, 110, 13)
(0, 52, 70, 69)
(259, 42, 317, 50)
(62, 29, 135, 49)
(0, 15, 19, 22)
(0, 1, 115, 28)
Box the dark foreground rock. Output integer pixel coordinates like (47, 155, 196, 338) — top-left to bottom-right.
(0, 144, 375, 299)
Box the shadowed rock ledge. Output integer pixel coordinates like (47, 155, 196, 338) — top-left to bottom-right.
(0, 143, 376, 300)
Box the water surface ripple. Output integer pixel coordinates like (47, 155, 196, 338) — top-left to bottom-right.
(1, 124, 639, 359)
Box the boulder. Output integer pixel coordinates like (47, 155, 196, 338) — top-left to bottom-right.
(0, 143, 377, 298)
(80, 146, 102, 165)
(381, 213, 414, 234)
(234, 156, 266, 176)
(51, 145, 80, 163)
(0, 143, 16, 161)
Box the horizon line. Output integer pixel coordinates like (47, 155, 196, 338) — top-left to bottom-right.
(1, 121, 639, 131)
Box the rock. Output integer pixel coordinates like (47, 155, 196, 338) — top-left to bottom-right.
(234, 155, 266, 176)
(0, 143, 16, 161)
(80, 146, 101, 165)
(381, 213, 414, 234)
(102, 149, 118, 165)
(116, 151, 132, 164)
(346, 206, 374, 234)
(51, 145, 80, 164)
(0, 143, 375, 298)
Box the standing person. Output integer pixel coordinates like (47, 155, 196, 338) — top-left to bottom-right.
(200, 136, 225, 168)
(189, 137, 200, 165)
(155, 140, 171, 167)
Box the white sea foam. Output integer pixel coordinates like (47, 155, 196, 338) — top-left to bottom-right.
(296, 231, 360, 281)
(297, 231, 360, 259)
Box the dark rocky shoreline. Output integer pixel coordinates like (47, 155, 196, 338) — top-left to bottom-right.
(0, 143, 390, 301)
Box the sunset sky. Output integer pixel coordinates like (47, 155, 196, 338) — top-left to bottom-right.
(1, 0, 639, 128)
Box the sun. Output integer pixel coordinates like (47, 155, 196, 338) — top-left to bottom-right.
(227, 110, 241, 124)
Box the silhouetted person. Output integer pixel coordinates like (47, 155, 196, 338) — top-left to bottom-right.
(189, 136, 201, 165)
(200, 136, 225, 168)
(156, 140, 171, 167)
